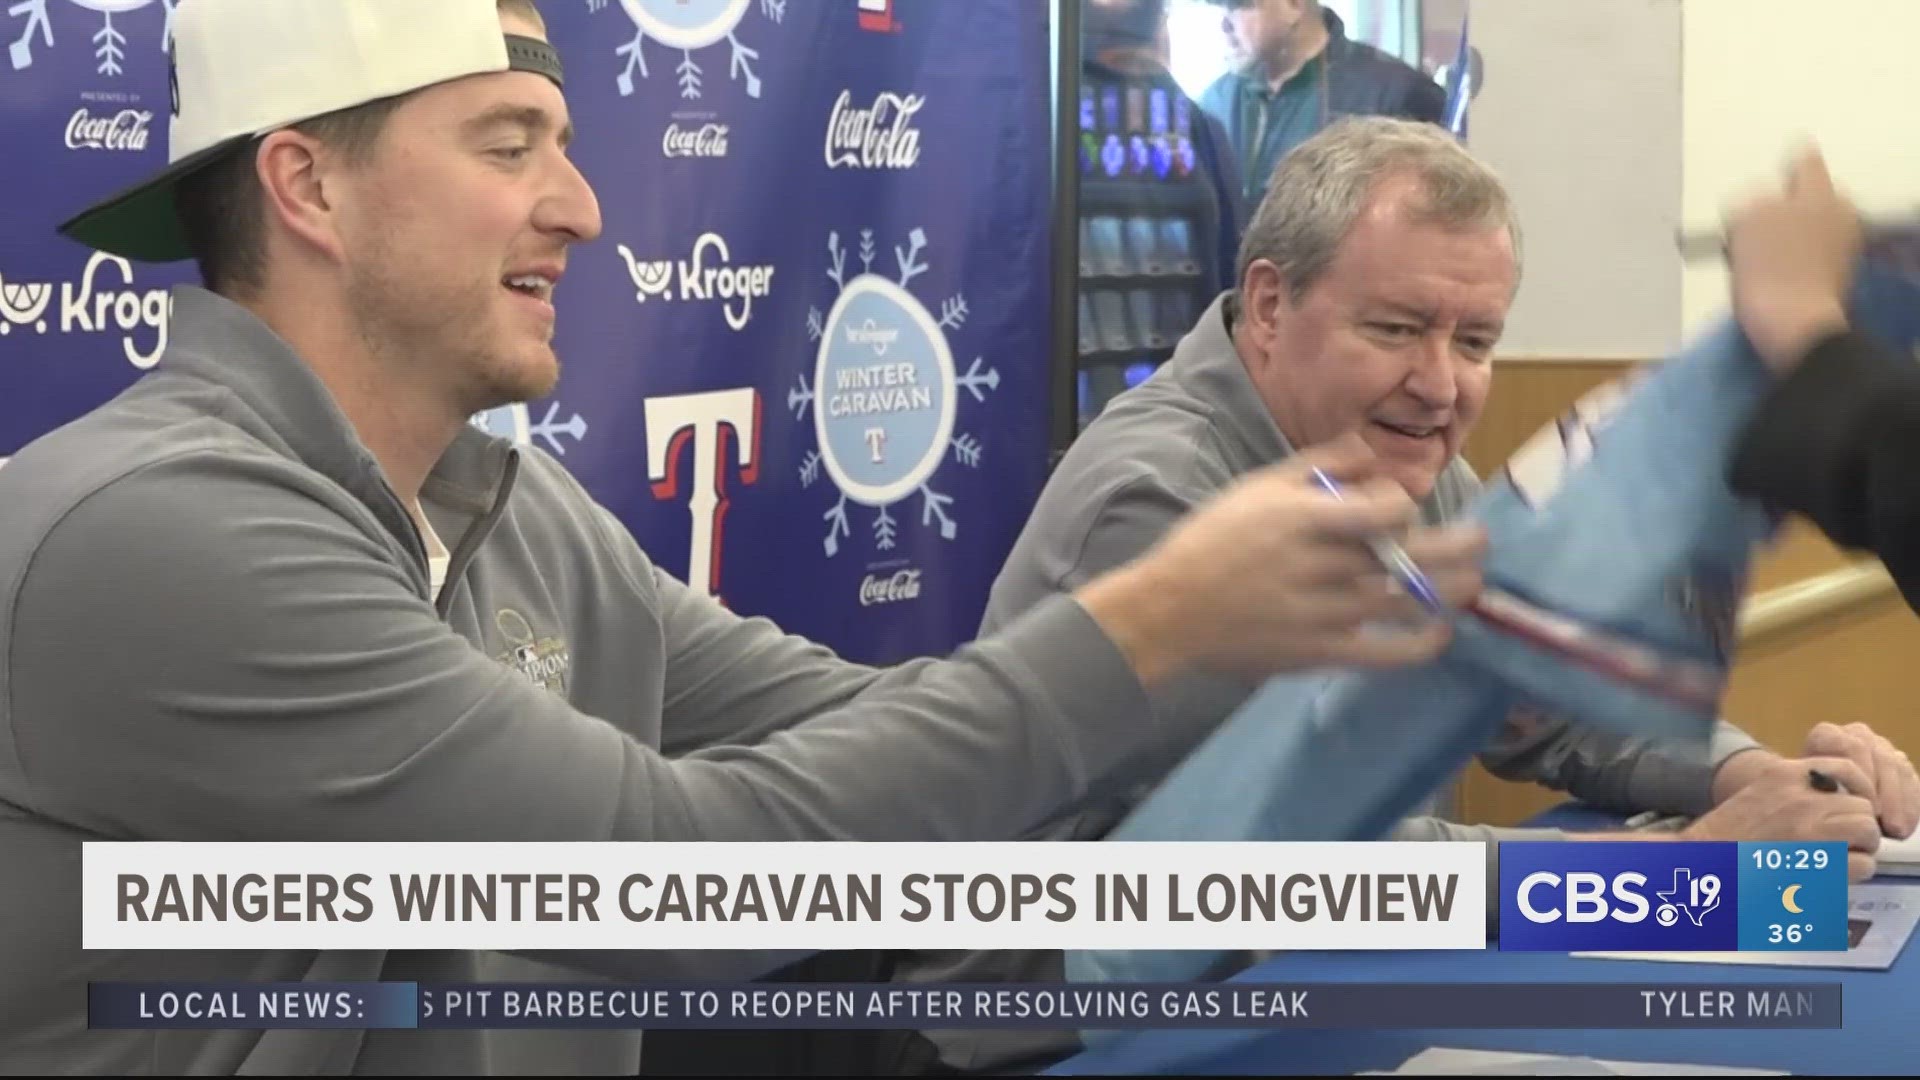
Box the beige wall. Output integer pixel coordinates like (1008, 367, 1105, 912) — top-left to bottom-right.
(1468, 0, 1920, 356)
(1468, 0, 1682, 358)
(1680, 0, 1920, 337)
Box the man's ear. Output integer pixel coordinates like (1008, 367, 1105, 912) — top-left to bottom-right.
(255, 129, 348, 264)
(1239, 258, 1292, 338)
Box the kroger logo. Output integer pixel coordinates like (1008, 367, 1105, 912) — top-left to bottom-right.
(615, 232, 775, 332)
(859, 568, 922, 606)
(662, 121, 729, 159)
(64, 106, 151, 150)
(843, 319, 901, 357)
(0, 251, 170, 369)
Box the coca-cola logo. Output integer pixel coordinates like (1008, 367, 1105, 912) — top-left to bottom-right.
(662, 122, 730, 159)
(824, 90, 924, 170)
(65, 108, 153, 152)
(859, 568, 922, 606)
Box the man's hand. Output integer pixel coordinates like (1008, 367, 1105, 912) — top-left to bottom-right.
(1803, 722, 1920, 839)
(1712, 726, 1920, 840)
(1690, 752, 1882, 882)
(1725, 143, 1863, 373)
(1078, 442, 1486, 686)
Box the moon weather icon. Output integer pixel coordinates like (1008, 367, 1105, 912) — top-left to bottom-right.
(1782, 884, 1804, 914)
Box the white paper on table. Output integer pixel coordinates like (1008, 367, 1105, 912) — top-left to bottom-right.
(1873, 831, 1920, 877)
(1361, 1047, 1785, 1075)
(1572, 882, 1919, 970)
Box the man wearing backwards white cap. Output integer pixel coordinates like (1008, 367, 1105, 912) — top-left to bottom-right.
(0, 0, 1485, 1072)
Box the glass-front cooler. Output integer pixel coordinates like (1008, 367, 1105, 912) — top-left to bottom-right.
(1052, 0, 1448, 450)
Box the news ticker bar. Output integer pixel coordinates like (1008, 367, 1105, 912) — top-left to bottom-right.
(88, 982, 1840, 1031)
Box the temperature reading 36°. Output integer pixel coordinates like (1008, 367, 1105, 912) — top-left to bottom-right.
(1768, 923, 1817, 945)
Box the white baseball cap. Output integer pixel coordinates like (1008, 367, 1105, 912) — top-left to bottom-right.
(58, 0, 565, 262)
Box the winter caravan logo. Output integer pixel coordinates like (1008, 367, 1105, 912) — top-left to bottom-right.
(790, 228, 1000, 559)
(8, 0, 172, 76)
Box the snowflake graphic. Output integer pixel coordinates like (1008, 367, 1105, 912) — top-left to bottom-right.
(7, 0, 173, 76)
(470, 401, 591, 458)
(790, 227, 1000, 557)
(604, 0, 781, 101)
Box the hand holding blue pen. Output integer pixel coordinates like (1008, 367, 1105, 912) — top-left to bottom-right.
(1308, 465, 1449, 616)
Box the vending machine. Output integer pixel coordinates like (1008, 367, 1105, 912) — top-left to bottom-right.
(1058, 0, 1239, 442)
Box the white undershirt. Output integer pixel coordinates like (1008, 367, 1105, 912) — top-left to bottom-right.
(417, 508, 451, 597)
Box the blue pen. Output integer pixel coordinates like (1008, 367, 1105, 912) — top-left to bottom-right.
(1308, 466, 1448, 615)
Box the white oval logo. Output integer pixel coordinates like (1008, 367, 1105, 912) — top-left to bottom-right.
(814, 274, 954, 506)
(618, 0, 750, 50)
(70, 0, 156, 13)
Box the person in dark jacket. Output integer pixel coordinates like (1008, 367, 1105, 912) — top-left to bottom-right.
(1086, 0, 1249, 297)
(1726, 145, 1920, 608)
(1735, 326, 1920, 606)
(1199, 0, 1444, 205)
(1724, 143, 1920, 834)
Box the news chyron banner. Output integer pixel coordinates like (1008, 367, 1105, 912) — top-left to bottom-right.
(0, 0, 1053, 664)
(1498, 841, 1850, 953)
(77, 840, 1852, 1033)
(87, 841, 1488, 954)
(82, 839, 1860, 961)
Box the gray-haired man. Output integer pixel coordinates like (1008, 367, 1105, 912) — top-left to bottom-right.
(885, 116, 1898, 1076)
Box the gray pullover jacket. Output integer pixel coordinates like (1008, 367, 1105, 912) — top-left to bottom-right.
(0, 287, 1174, 1074)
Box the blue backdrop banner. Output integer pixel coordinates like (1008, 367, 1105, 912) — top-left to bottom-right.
(0, 0, 1054, 664)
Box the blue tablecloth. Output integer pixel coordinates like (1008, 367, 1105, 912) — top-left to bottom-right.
(1049, 807, 1920, 1075)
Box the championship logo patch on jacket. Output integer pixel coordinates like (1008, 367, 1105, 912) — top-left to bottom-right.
(494, 608, 572, 695)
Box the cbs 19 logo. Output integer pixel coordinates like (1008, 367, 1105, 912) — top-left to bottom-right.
(1514, 869, 1722, 926)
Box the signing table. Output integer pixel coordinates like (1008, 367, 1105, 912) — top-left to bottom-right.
(1049, 807, 1920, 1075)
